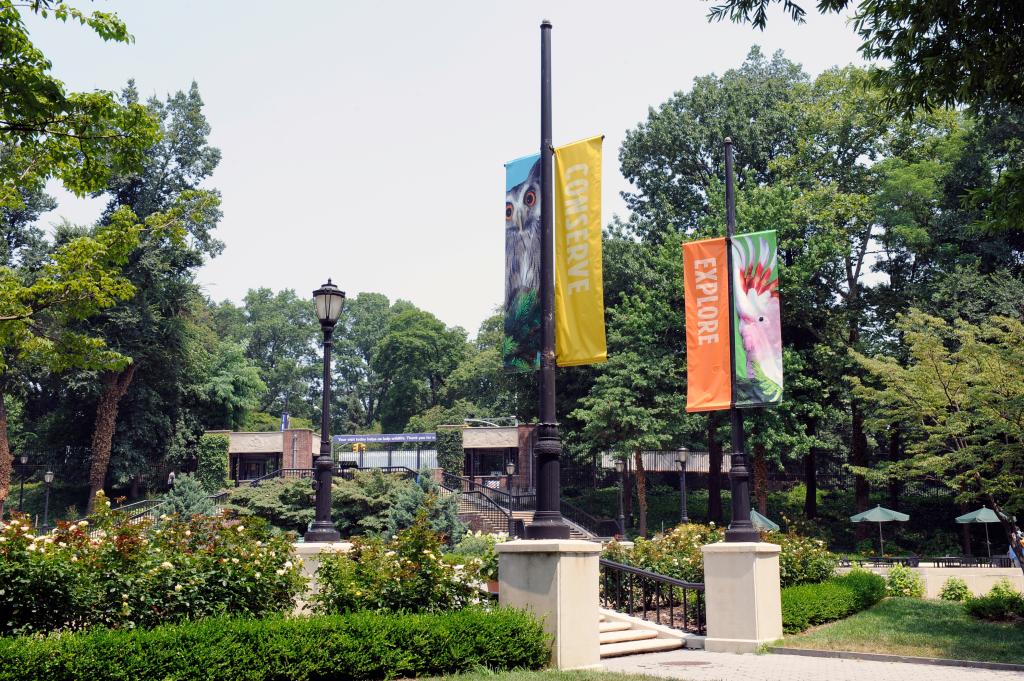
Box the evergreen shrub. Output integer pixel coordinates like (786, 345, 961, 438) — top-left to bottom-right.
(163, 473, 215, 517)
(965, 579, 1024, 621)
(781, 569, 886, 633)
(0, 609, 549, 681)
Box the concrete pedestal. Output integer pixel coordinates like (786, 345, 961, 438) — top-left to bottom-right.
(700, 541, 782, 653)
(497, 539, 602, 670)
(293, 541, 353, 600)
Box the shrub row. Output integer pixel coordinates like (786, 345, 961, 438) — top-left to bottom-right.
(965, 579, 1024, 621)
(0, 609, 549, 681)
(603, 523, 837, 587)
(781, 569, 886, 633)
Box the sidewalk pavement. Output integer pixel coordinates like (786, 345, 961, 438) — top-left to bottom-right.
(602, 648, 1024, 681)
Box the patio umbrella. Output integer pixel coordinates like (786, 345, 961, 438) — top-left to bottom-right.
(751, 509, 780, 532)
(850, 505, 909, 555)
(955, 506, 1001, 558)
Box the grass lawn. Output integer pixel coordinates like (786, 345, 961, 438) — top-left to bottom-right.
(784, 597, 1024, 664)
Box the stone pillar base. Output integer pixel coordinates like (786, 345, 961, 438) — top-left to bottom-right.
(700, 541, 782, 654)
(293, 541, 352, 601)
(497, 539, 603, 670)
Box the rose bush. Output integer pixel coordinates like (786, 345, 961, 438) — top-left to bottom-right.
(314, 507, 485, 615)
(602, 522, 836, 587)
(0, 493, 305, 636)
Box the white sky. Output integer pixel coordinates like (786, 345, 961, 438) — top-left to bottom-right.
(25, 1, 863, 335)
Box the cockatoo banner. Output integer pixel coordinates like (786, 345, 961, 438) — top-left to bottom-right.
(731, 230, 783, 406)
(684, 230, 783, 412)
(503, 153, 542, 373)
(554, 136, 606, 367)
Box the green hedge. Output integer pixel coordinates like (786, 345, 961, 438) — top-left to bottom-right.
(781, 569, 886, 633)
(0, 609, 550, 681)
(435, 427, 464, 476)
(196, 433, 229, 492)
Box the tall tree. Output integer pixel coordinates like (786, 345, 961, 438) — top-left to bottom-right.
(84, 82, 223, 510)
(0, 1, 156, 512)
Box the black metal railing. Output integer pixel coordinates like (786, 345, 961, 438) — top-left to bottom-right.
(241, 468, 316, 487)
(599, 559, 705, 634)
(441, 472, 536, 512)
(561, 498, 617, 539)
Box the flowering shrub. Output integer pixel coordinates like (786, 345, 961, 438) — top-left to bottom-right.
(769, 531, 837, 586)
(0, 493, 305, 636)
(448, 530, 509, 581)
(602, 523, 837, 587)
(603, 523, 723, 583)
(939, 576, 971, 602)
(886, 563, 925, 598)
(314, 508, 484, 615)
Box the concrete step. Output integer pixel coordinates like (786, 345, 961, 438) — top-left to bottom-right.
(599, 637, 684, 658)
(600, 629, 658, 644)
(599, 621, 631, 633)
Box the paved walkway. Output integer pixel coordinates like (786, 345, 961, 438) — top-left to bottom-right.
(603, 648, 1024, 681)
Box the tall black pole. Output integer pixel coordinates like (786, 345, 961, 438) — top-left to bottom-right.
(305, 323, 341, 542)
(679, 460, 690, 524)
(724, 137, 759, 543)
(527, 19, 570, 540)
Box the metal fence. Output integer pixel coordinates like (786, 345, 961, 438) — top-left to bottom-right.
(599, 559, 706, 634)
(336, 448, 438, 470)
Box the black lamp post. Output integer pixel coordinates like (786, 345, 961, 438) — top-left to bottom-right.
(505, 460, 516, 495)
(17, 453, 28, 512)
(614, 459, 626, 537)
(305, 279, 345, 543)
(676, 449, 690, 525)
(42, 470, 53, 532)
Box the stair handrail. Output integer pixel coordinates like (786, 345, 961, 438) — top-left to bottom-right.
(599, 558, 705, 634)
(440, 471, 535, 512)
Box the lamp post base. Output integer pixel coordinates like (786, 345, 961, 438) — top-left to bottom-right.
(526, 512, 571, 540)
(304, 522, 341, 543)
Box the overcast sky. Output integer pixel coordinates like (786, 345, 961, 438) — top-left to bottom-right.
(25, 1, 863, 335)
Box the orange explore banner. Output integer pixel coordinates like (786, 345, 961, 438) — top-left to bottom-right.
(684, 237, 732, 412)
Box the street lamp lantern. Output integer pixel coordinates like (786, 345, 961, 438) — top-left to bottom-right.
(313, 279, 345, 326)
(676, 448, 690, 525)
(505, 461, 516, 476)
(305, 278, 346, 543)
(19, 453, 27, 466)
(42, 470, 54, 532)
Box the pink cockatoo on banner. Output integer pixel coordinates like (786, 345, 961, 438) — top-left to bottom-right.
(732, 235, 783, 403)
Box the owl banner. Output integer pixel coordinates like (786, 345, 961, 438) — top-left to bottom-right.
(731, 229, 783, 407)
(684, 237, 732, 412)
(684, 230, 783, 412)
(503, 153, 542, 372)
(554, 136, 607, 367)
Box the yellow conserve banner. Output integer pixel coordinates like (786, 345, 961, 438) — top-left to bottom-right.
(554, 135, 606, 366)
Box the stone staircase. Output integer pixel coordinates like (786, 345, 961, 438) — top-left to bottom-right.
(450, 492, 595, 540)
(598, 609, 694, 658)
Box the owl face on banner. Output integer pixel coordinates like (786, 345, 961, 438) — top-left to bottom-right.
(503, 154, 542, 372)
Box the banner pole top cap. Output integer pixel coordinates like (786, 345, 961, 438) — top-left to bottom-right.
(541, 19, 552, 28)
